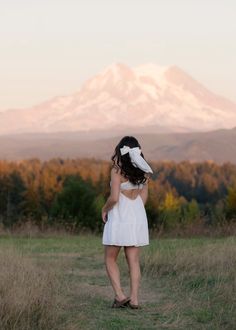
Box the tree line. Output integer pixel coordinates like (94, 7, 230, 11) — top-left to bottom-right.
(0, 158, 235, 232)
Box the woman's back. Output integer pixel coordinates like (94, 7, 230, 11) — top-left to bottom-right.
(120, 178, 144, 200)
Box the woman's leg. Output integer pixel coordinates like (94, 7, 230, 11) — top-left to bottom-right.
(124, 246, 141, 305)
(104, 245, 127, 301)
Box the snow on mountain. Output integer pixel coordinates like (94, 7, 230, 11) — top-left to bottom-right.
(0, 62, 236, 135)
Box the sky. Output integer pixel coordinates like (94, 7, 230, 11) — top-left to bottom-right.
(0, 0, 235, 111)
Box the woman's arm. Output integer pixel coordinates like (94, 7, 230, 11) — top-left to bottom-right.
(102, 167, 121, 223)
(139, 176, 150, 205)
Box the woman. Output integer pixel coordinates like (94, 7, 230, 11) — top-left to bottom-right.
(101, 136, 153, 309)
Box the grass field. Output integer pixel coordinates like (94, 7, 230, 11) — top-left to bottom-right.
(0, 234, 235, 330)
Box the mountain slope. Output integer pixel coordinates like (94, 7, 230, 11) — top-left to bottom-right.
(0, 62, 236, 135)
(0, 127, 236, 164)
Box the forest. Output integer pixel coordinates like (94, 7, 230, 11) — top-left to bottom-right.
(0, 158, 236, 234)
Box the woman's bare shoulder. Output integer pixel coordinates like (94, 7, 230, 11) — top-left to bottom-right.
(110, 165, 122, 181)
(111, 165, 128, 180)
(111, 164, 121, 174)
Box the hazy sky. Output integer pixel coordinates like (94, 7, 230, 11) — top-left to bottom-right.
(0, 0, 235, 110)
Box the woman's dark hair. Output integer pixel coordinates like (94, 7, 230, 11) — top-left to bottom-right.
(111, 136, 148, 185)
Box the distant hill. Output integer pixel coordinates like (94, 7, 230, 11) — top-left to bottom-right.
(0, 127, 236, 164)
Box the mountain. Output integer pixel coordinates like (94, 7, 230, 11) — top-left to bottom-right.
(0, 62, 236, 135)
(0, 127, 236, 164)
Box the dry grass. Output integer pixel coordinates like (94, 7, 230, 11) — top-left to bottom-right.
(1, 219, 236, 240)
(150, 219, 236, 239)
(0, 221, 74, 238)
(141, 236, 236, 328)
(0, 247, 62, 330)
(0, 234, 235, 329)
(142, 237, 236, 279)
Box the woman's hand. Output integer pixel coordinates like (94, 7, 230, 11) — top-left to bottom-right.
(101, 168, 120, 224)
(102, 207, 108, 223)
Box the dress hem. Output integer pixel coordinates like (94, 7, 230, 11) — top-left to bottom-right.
(102, 242, 149, 247)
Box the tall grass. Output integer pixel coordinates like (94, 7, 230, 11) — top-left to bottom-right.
(0, 247, 62, 330)
(141, 237, 236, 328)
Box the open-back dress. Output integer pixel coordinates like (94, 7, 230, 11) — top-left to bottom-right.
(102, 180, 149, 247)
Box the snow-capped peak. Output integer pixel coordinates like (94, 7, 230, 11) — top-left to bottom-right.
(0, 61, 236, 135)
(82, 62, 135, 91)
(101, 62, 134, 79)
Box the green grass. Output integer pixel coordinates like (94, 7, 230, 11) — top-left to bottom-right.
(0, 235, 235, 329)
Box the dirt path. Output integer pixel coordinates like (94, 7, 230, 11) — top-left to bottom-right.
(58, 250, 180, 330)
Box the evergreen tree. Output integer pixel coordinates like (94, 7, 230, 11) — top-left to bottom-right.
(51, 174, 97, 230)
(226, 186, 236, 221)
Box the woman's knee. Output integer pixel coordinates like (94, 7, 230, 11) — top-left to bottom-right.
(105, 254, 116, 266)
(104, 247, 120, 265)
(124, 247, 140, 263)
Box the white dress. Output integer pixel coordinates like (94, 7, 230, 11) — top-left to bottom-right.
(102, 180, 149, 247)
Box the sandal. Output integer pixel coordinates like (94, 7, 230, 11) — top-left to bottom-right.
(127, 301, 141, 309)
(111, 297, 131, 308)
